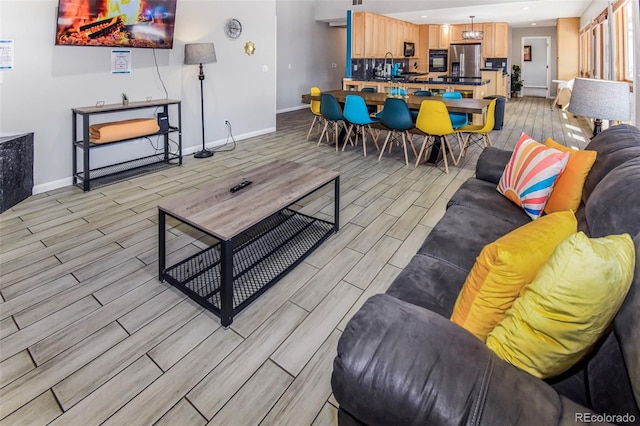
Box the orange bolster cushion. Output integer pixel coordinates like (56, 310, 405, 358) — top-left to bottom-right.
(89, 118, 160, 144)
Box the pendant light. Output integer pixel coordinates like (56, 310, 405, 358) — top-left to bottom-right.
(462, 16, 484, 40)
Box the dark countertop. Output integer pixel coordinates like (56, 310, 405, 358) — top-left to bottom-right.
(353, 76, 491, 86)
(480, 68, 509, 75)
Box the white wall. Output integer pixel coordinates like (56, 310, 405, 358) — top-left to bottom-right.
(276, 1, 345, 112)
(0, 0, 277, 192)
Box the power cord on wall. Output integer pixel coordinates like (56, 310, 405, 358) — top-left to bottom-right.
(211, 120, 237, 153)
(152, 48, 169, 99)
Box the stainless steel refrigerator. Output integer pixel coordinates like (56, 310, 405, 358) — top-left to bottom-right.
(449, 43, 482, 77)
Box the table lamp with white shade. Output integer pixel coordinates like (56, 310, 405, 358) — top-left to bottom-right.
(567, 78, 631, 139)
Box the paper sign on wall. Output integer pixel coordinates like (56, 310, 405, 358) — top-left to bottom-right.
(111, 49, 131, 74)
(0, 40, 14, 70)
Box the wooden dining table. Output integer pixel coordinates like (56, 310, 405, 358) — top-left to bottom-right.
(301, 89, 491, 115)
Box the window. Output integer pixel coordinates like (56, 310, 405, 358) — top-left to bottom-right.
(624, 3, 634, 81)
(579, 0, 634, 83)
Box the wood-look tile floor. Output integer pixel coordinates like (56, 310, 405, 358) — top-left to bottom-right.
(0, 97, 591, 425)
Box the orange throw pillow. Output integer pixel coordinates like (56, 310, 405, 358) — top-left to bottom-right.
(543, 138, 597, 213)
(450, 210, 577, 342)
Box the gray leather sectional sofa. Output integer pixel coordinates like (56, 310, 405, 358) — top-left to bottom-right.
(332, 124, 640, 425)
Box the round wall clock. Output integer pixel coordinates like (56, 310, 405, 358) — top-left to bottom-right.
(225, 18, 242, 39)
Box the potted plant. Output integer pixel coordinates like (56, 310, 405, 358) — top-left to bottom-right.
(511, 65, 523, 98)
(121, 92, 129, 106)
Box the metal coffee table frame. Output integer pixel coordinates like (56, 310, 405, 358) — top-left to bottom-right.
(158, 176, 339, 327)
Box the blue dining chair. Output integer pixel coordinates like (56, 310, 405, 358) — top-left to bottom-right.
(441, 91, 469, 129)
(318, 93, 347, 150)
(378, 98, 418, 166)
(342, 94, 380, 157)
(361, 87, 378, 115)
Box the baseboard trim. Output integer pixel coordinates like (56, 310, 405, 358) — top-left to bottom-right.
(277, 105, 308, 114)
(33, 177, 74, 194)
(32, 127, 277, 194)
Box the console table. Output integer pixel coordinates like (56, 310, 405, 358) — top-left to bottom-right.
(72, 99, 182, 191)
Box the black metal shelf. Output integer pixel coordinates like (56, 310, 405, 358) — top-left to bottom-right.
(73, 153, 181, 191)
(73, 128, 180, 149)
(162, 208, 335, 315)
(72, 99, 182, 191)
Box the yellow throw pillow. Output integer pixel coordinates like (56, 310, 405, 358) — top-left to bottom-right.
(543, 138, 597, 213)
(486, 232, 635, 379)
(450, 210, 577, 342)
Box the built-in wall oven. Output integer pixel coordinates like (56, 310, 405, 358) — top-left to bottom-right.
(429, 49, 448, 73)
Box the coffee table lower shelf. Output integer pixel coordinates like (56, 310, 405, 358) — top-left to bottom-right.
(161, 209, 335, 325)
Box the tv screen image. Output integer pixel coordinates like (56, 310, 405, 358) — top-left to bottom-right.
(55, 0, 177, 49)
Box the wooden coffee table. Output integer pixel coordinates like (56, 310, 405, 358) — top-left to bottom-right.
(158, 160, 340, 326)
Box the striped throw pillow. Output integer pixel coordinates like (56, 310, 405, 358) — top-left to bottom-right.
(497, 133, 569, 219)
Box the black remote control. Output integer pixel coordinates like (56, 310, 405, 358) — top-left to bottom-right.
(230, 180, 252, 193)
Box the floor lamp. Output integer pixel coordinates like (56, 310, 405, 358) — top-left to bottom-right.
(567, 78, 631, 139)
(184, 43, 217, 158)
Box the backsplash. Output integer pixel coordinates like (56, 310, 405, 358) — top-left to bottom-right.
(351, 58, 417, 80)
(484, 58, 508, 73)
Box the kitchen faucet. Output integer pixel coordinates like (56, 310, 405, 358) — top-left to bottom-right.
(384, 51, 394, 79)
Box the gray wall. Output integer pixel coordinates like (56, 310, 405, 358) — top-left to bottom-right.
(522, 37, 549, 87)
(511, 26, 557, 93)
(276, 1, 346, 112)
(0, 0, 277, 192)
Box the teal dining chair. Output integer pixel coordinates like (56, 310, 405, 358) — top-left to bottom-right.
(378, 97, 418, 166)
(318, 93, 347, 150)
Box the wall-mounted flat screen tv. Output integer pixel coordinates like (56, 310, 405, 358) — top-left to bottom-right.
(55, 0, 177, 49)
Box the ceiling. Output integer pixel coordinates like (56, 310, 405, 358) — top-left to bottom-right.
(324, 0, 608, 28)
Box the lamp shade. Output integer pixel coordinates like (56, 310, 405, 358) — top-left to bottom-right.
(184, 43, 217, 65)
(567, 78, 631, 122)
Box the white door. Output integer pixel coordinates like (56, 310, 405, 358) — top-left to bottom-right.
(521, 36, 550, 98)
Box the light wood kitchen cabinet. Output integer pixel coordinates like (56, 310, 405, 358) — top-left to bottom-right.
(375, 15, 389, 57)
(482, 23, 495, 57)
(352, 12, 421, 58)
(439, 25, 450, 49)
(556, 17, 580, 80)
(427, 25, 450, 49)
(481, 70, 508, 97)
(480, 22, 508, 58)
(493, 23, 509, 57)
(428, 25, 439, 49)
(351, 12, 365, 58)
(389, 20, 403, 56)
(449, 24, 464, 43)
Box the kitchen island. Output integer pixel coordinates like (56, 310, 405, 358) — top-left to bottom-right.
(343, 76, 493, 124)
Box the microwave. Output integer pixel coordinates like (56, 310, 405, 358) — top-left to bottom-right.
(403, 42, 415, 57)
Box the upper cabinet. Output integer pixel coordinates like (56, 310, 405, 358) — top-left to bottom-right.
(352, 12, 419, 58)
(493, 23, 509, 57)
(352, 13, 508, 59)
(352, 12, 365, 58)
(427, 24, 450, 49)
(449, 24, 465, 43)
(480, 23, 509, 58)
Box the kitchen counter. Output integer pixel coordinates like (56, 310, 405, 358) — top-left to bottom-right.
(355, 76, 491, 86)
(342, 77, 493, 125)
